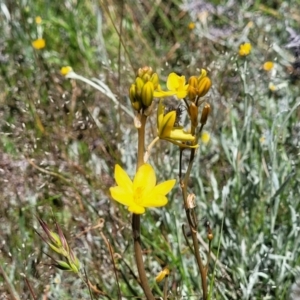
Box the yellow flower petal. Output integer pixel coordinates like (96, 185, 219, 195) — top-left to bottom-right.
(152, 179, 176, 195)
(133, 164, 156, 194)
(143, 179, 176, 207)
(167, 73, 181, 90)
(109, 186, 133, 206)
(128, 204, 145, 214)
(153, 85, 175, 98)
(176, 88, 188, 99)
(143, 194, 168, 208)
(159, 111, 176, 138)
(166, 73, 188, 99)
(115, 164, 133, 194)
(169, 128, 195, 141)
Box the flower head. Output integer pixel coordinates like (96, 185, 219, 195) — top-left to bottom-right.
(60, 66, 73, 76)
(188, 22, 195, 30)
(239, 42, 251, 56)
(263, 61, 274, 71)
(157, 100, 195, 143)
(110, 164, 176, 214)
(154, 73, 188, 99)
(201, 131, 210, 144)
(35, 16, 42, 24)
(269, 82, 277, 91)
(32, 38, 46, 50)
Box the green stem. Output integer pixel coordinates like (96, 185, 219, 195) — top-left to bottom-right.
(181, 146, 208, 300)
(132, 113, 155, 300)
(137, 114, 147, 170)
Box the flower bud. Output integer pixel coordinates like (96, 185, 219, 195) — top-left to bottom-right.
(135, 77, 144, 97)
(150, 73, 159, 89)
(132, 101, 142, 111)
(142, 73, 151, 82)
(188, 102, 198, 127)
(198, 69, 207, 81)
(129, 84, 137, 104)
(141, 81, 154, 107)
(129, 84, 142, 111)
(189, 76, 198, 87)
(138, 66, 153, 78)
(187, 76, 198, 101)
(198, 77, 212, 97)
(200, 103, 211, 125)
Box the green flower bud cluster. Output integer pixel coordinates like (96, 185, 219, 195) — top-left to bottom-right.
(37, 217, 80, 273)
(129, 66, 159, 111)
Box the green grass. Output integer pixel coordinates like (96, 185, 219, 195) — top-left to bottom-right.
(1, 0, 300, 299)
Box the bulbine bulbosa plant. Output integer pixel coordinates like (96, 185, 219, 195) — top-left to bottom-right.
(48, 65, 213, 299)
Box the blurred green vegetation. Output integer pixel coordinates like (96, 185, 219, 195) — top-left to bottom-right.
(1, 0, 300, 299)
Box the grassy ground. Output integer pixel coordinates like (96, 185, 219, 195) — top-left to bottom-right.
(1, 0, 300, 299)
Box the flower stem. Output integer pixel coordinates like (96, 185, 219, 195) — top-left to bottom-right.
(132, 113, 155, 300)
(181, 147, 208, 300)
(137, 114, 147, 170)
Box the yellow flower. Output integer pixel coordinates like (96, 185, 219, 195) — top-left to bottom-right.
(154, 73, 188, 99)
(263, 61, 274, 71)
(110, 164, 176, 214)
(32, 38, 46, 50)
(157, 100, 195, 143)
(35, 16, 42, 24)
(239, 43, 251, 56)
(269, 82, 277, 91)
(188, 22, 195, 30)
(201, 131, 210, 144)
(60, 66, 73, 76)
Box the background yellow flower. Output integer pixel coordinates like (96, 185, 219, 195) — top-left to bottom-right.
(32, 38, 45, 50)
(239, 42, 252, 56)
(263, 61, 274, 71)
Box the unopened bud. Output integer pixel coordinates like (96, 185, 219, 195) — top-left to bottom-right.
(129, 84, 136, 103)
(188, 102, 198, 127)
(141, 81, 154, 107)
(207, 233, 214, 241)
(142, 73, 151, 82)
(135, 77, 144, 97)
(150, 73, 159, 89)
(132, 101, 142, 111)
(138, 66, 153, 78)
(129, 84, 141, 111)
(187, 76, 198, 101)
(200, 103, 211, 125)
(198, 69, 207, 80)
(198, 77, 212, 97)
